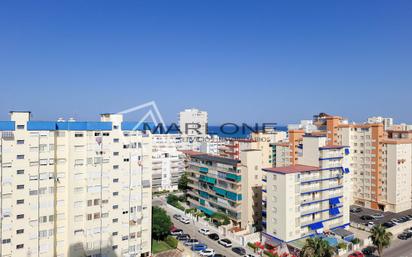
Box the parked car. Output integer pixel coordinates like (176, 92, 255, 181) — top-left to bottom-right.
(185, 239, 200, 246)
(349, 251, 364, 257)
(382, 222, 395, 228)
(232, 247, 246, 255)
(404, 227, 412, 233)
(360, 215, 374, 221)
(361, 247, 374, 256)
(176, 234, 190, 241)
(218, 239, 232, 248)
(398, 233, 409, 240)
(191, 243, 207, 251)
(364, 221, 374, 227)
(170, 229, 183, 235)
(198, 228, 210, 235)
(208, 233, 219, 240)
(199, 248, 215, 256)
(179, 216, 191, 224)
(371, 213, 384, 219)
(173, 214, 181, 220)
(213, 254, 226, 257)
(351, 207, 362, 213)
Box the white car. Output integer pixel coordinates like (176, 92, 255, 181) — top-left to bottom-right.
(218, 238, 232, 248)
(199, 248, 215, 256)
(179, 216, 190, 224)
(198, 228, 210, 235)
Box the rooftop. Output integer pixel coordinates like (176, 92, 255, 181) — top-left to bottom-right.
(180, 150, 240, 166)
(263, 164, 319, 174)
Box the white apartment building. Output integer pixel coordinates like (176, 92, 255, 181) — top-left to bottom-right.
(367, 116, 393, 130)
(263, 135, 351, 243)
(199, 135, 226, 155)
(152, 134, 184, 192)
(178, 108, 208, 136)
(0, 111, 152, 257)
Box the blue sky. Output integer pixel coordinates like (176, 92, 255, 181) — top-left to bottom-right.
(0, 0, 411, 124)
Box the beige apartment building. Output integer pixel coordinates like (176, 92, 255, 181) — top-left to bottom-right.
(183, 149, 263, 232)
(0, 111, 152, 257)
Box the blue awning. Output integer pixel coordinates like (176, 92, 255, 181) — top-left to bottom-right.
(329, 207, 340, 216)
(309, 222, 324, 230)
(329, 197, 340, 205)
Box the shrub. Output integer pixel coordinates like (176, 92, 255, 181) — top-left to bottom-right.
(165, 236, 178, 249)
(247, 242, 258, 250)
(351, 238, 361, 244)
(337, 242, 347, 250)
(166, 194, 179, 204)
(264, 250, 279, 257)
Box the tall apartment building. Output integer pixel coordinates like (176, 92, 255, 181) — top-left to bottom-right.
(336, 123, 412, 212)
(0, 111, 152, 257)
(179, 108, 208, 136)
(152, 134, 184, 192)
(263, 135, 351, 243)
(183, 150, 262, 231)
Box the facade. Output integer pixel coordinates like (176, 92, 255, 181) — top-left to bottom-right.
(367, 116, 394, 130)
(263, 135, 351, 243)
(337, 123, 412, 212)
(152, 134, 184, 192)
(183, 150, 262, 230)
(0, 111, 152, 257)
(178, 108, 208, 136)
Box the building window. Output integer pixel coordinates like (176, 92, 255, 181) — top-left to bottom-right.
(17, 125, 25, 129)
(17, 169, 24, 175)
(113, 192, 119, 196)
(17, 185, 24, 190)
(113, 152, 119, 156)
(2, 239, 11, 244)
(113, 138, 119, 143)
(16, 199, 24, 205)
(112, 218, 118, 223)
(17, 214, 24, 219)
(16, 229, 24, 234)
(74, 133, 84, 137)
(17, 155, 25, 160)
(16, 244, 24, 249)
(17, 140, 25, 144)
(113, 205, 118, 209)
(113, 178, 119, 183)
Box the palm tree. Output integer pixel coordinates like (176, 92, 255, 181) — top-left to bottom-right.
(300, 237, 335, 257)
(369, 225, 392, 257)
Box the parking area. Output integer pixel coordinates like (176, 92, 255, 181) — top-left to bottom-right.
(170, 215, 254, 257)
(350, 205, 412, 230)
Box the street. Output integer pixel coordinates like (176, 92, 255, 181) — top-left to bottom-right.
(383, 237, 412, 257)
(153, 195, 256, 257)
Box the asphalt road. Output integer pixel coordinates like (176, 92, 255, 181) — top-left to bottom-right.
(153, 195, 255, 257)
(384, 237, 412, 257)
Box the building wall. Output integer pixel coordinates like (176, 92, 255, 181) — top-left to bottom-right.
(240, 150, 262, 232)
(0, 112, 152, 257)
(152, 134, 184, 192)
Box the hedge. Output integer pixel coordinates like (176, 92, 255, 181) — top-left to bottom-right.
(165, 236, 178, 249)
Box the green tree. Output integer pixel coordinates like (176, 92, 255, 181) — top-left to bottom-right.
(152, 207, 173, 240)
(300, 237, 335, 257)
(178, 173, 189, 191)
(369, 225, 392, 257)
